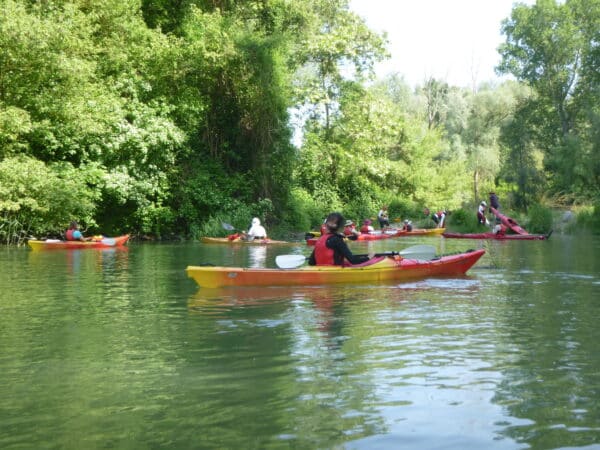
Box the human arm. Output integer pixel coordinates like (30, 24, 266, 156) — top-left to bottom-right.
(308, 249, 317, 266)
(327, 235, 369, 265)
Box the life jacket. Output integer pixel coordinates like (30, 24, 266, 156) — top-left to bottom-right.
(313, 234, 336, 265)
(65, 229, 76, 241)
(360, 225, 370, 233)
(343, 225, 355, 236)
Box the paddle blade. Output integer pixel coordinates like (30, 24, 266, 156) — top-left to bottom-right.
(398, 244, 437, 260)
(275, 254, 307, 269)
(221, 222, 235, 231)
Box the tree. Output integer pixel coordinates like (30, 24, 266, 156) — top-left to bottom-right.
(497, 0, 600, 201)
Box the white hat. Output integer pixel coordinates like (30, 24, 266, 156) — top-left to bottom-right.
(252, 217, 260, 225)
(481, 201, 487, 207)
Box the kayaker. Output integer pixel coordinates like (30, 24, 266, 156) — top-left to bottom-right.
(477, 202, 490, 226)
(246, 217, 267, 240)
(308, 213, 372, 266)
(402, 219, 413, 232)
(377, 205, 390, 229)
(65, 221, 91, 241)
(360, 219, 374, 234)
(343, 220, 360, 239)
(493, 223, 507, 235)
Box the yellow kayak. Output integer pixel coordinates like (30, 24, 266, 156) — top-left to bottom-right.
(201, 237, 294, 245)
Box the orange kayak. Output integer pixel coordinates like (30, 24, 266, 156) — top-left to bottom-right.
(27, 235, 130, 250)
(186, 248, 485, 288)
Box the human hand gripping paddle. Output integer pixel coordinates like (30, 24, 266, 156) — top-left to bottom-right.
(275, 244, 437, 269)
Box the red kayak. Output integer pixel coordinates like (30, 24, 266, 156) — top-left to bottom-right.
(443, 231, 551, 240)
(306, 229, 406, 246)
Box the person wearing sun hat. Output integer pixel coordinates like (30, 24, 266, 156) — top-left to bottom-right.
(343, 219, 360, 239)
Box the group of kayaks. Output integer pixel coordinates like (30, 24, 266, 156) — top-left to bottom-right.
(26, 208, 550, 290)
(185, 208, 552, 289)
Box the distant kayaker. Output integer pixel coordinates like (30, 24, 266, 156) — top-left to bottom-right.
(360, 219, 375, 233)
(377, 205, 390, 229)
(477, 202, 490, 226)
(65, 221, 91, 241)
(343, 220, 360, 239)
(245, 217, 267, 240)
(493, 223, 507, 235)
(402, 219, 413, 232)
(308, 212, 371, 266)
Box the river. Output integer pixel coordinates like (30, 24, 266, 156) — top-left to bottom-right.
(1, 233, 599, 449)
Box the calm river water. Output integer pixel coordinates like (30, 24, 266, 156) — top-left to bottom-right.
(1, 233, 599, 449)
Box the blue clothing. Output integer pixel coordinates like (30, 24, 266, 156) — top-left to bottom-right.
(72, 230, 83, 240)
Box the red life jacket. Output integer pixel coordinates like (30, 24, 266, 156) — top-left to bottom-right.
(360, 225, 370, 233)
(65, 229, 76, 241)
(313, 234, 335, 265)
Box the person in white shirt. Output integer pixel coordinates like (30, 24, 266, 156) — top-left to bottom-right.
(246, 217, 267, 240)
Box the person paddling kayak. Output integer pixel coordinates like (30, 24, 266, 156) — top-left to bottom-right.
(308, 212, 372, 266)
(65, 221, 91, 241)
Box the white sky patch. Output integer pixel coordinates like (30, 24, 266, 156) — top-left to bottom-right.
(349, 0, 536, 88)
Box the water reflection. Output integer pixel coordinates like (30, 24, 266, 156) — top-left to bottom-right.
(247, 245, 267, 268)
(3, 236, 600, 449)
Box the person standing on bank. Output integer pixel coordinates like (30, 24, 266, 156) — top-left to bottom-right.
(377, 205, 390, 229)
(489, 192, 500, 211)
(477, 201, 490, 226)
(308, 212, 371, 266)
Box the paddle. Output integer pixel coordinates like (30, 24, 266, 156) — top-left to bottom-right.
(275, 244, 437, 269)
(221, 222, 235, 231)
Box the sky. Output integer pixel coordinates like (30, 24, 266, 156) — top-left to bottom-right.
(348, 0, 535, 88)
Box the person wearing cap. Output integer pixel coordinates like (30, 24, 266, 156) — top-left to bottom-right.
(308, 212, 371, 266)
(360, 219, 374, 234)
(377, 205, 390, 229)
(343, 219, 360, 239)
(477, 201, 489, 226)
(245, 217, 267, 240)
(402, 219, 413, 232)
(65, 221, 91, 241)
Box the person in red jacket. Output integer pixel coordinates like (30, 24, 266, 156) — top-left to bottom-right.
(308, 213, 371, 266)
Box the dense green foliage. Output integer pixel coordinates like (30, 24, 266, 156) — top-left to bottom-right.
(0, 0, 598, 243)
